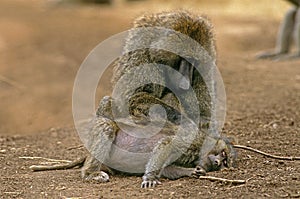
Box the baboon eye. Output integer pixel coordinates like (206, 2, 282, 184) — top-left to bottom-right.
(221, 150, 226, 157)
(223, 159, 228, 167)
(221, 150, 229, 167)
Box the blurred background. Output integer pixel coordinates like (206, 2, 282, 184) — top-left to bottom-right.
(0, 0, 291, 135)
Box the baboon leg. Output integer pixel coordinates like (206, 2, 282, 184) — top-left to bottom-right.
(293, 8, 300, 56)
(141, 137, 173, 188)
(82, 96, 118, 182)
(257, 7, 297, 59)
(277, 8, 300, 60)
(81, 155, 112, 182)
(276, 7, 297, 54)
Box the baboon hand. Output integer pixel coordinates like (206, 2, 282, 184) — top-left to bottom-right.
(191, 165, 206, 178)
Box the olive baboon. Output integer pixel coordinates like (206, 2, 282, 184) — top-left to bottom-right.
(82, 10, 236, 188)
(257, 0, 300, 60)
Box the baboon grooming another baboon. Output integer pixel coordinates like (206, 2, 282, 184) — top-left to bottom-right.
(81, 10, 236, 188)
(257, 0, 300, 60)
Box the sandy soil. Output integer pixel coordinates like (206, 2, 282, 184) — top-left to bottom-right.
(0, 0, 299, 198)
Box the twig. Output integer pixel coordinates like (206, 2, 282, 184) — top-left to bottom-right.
(233, 145, 300, 161)
(61, 196, 95, 199)
(67, 144, 84, 150)
(3, 192, 21, 194)
(199, 176, 246, 185)
(264, 117, 286, 128)
(29, 157, 86, 171)
(226, 184, 246, 190)
(19, 156, 72, 163)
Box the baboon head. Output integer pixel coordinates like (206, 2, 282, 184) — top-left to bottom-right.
(199, 137, 237, 172)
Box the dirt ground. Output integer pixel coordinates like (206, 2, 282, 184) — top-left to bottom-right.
(0, 0, 299, 198)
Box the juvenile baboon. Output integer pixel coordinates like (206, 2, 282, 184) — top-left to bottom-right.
(82, 95, 236, 187)
(82, 10, 236, 188)
(257, 0, 300, 60)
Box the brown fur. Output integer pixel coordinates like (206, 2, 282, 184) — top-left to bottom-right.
(82, 10, 236, 188)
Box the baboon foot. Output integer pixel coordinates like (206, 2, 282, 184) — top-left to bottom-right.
(141, 173, 161, 188)
(273, 53, 300, 61)
(256, 51, 287, 60)
(84, 171, 110, 183)
(141, 179, 161, 188)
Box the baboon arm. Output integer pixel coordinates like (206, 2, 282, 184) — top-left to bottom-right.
(142, 136, 179, 187)
(82, 96, 117, 181)
(129, 92, 182, 124)
(160, 165, 195, 180)
(142, 131, 198, 188)
(81, 155, 113, 181)
(81, 116, 117, 180)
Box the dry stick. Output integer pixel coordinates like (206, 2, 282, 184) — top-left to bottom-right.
(19, 156, 72, 163)
(67, 144, 84, 150)
(199, 176, 246, 185)
(233, 145, 300, 161)
(29, 157, 86, 171)
(264, 117, 286, 128)
(3, 192, 22, 195)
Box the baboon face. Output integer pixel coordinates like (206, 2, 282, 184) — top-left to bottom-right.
(147, 47, 199, 92)
(163, 56, 198, 93)
(205, 150, 229, 171)
(174, 58, 195, 91)
(199, 139, 237, 172)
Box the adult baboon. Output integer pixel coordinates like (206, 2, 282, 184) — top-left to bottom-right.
(81, 10, 235, 188)
(257, 0, 300, 60)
